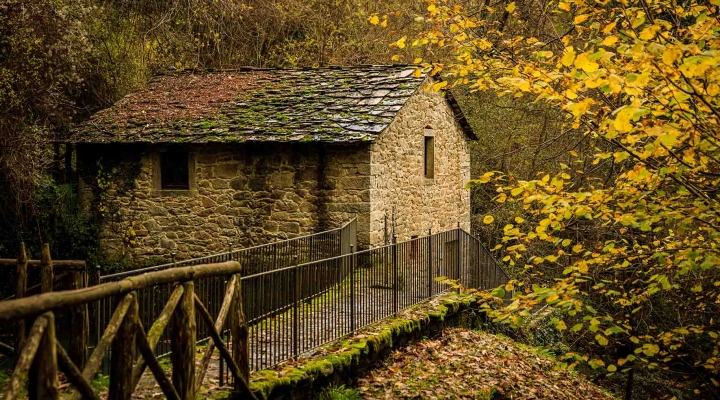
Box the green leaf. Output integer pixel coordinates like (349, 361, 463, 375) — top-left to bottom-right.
(595, 334, 609, 346)
(491, 287, 506, 298)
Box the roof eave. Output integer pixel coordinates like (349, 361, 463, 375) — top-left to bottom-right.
(444, 89, 478, 141)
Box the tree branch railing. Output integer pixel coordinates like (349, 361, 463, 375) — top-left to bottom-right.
(0, 255, 256, 400)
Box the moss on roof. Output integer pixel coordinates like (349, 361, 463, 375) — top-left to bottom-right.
(69, 65, 428, 144)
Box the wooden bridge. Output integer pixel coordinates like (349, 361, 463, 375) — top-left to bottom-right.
(0, 244, 256, 400)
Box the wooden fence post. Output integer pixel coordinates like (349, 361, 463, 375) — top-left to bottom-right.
(230, 273, 250, 389)
(29, 244, 56, 399)
(40, 243, 54, 293)
(14, 242, 28, 365)
(171, 282, 196, 400)
(30, 312, 59, 400)
(68, 268, 89, 369)
(109, 293, 137, 400)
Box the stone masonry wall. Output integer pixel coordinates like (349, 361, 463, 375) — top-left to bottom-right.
(369, 83, 472, 245)
(84, 142, 370, 261)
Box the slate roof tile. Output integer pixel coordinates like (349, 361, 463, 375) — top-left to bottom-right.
(67, 65, 425, 144)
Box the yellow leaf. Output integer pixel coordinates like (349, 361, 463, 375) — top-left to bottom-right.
(515, 217, 525, 223)
(601, 36, 618, 46)
(613, 107, 636, 133)
(506, 2, 516, 13)
(561, 47, 576, 66)
(369, 15, 380, 25)
(574, 52, 599, 73)
(432, 80, 448, 91)
(556, 320, 568, 330)
(603, 21, 617, 34)
(558, 2, 571, 11)
(608, 365, 617, 372)
(662, 47, 682, 65)
(639, 25, 659, 40)
(396, 36, 407, 49)
(574, 14, 589, 24)
(413, 57, 423, 64)
(642, 343, 660, 356)
(483, 215, 495, 224)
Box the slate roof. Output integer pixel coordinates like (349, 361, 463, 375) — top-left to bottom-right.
(68, 65, 476, 144)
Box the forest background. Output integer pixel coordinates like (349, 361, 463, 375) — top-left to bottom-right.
(1, 0, 718, 399)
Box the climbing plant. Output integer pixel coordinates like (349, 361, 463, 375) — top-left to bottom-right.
(377, 0, 720, 396)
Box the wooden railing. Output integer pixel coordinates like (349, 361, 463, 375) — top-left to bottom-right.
(0, 244, 90, 369)
(0, 254, 255, 400)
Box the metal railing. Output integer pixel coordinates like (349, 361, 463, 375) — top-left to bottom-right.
(93, 219, 356, 373)
(220, 227, 509, 377)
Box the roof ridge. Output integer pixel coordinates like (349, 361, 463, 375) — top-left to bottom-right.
(153, 64, 416, 77)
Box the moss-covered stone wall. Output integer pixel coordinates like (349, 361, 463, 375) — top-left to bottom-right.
(80, 142, 370, 260)
(369, 82, 472, 245)
(246, 293, 479, 400)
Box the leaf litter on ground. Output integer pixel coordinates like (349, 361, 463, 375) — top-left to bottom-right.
(357, 328, 614, 399)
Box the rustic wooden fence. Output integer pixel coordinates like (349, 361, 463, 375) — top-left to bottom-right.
(0, 250, 255, 400)
(0, 244, 89, 370)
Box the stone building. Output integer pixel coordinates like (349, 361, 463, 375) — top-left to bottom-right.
(68, 65, 477, 260)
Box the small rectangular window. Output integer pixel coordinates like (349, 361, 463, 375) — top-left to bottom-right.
(160, 150, 189, 190)
(424, 136, 435, 179)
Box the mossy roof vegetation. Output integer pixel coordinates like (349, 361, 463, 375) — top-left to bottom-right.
(68, 65, 436, 144)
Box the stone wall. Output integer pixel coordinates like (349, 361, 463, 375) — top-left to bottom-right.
(81, 142, 370, 261)
(369, 83, 472, 245)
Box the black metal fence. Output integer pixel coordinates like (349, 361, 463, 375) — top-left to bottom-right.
(93, 219, 357, 373)
(92, 221, 507, 378)
(223, 227, 508, 377)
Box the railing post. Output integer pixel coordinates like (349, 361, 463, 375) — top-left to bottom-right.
(273, 243, 278, 272)
(69, 267, 89, 369)
(457, 224, 462, 290)
(293, 266, 299, 358)
(30, 244, 55, 399)
(428, 229, 433, 298)
(109, 294, 137, 400)
(14, 242, 28, 365)
(40, 243, 54, 293)
(171, 282, 196, 400)
(309, 235, 314, 261)
(230, 273, 249, 390)
(350, 245, 355, 332)
(392, 239, 398, 316)
(30, 312, 58, 400)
